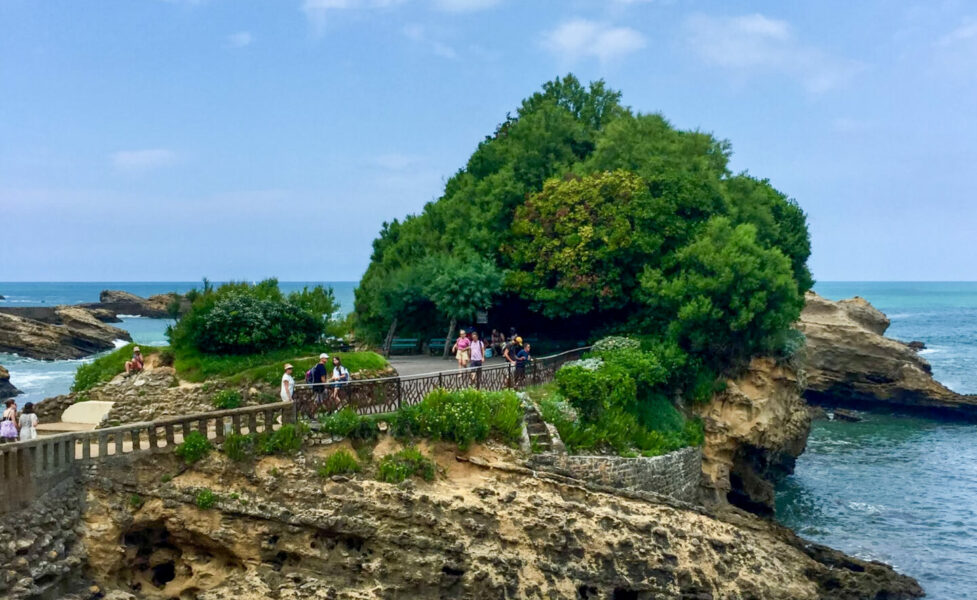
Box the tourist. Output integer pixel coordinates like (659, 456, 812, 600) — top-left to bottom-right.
(503, 336, 522, 364)
(329, 356, 351, 408)
(280, 364, 295, 403)
(452, 329, 471, 370)
(514, 342, 532, 385)
(312, 353, 330, 413)
(491, 329, 505, 357)
(125, 346, 144, 375)
(18, 402, 38, 441)
(469, 332, 485, 369)
(1, 399, 17, 443)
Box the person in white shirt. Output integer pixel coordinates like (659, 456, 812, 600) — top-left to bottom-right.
(281, 363, 295, 403)
(329, 356, 350, 409)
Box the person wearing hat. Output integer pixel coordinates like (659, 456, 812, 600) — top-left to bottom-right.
(312, 353, 330, 412)
(451, 329, 471, 370)
(281, 364, 295, 403)
(125, 346, 144, 375)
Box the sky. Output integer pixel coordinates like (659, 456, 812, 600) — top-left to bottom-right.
(2, 0, 977, 282)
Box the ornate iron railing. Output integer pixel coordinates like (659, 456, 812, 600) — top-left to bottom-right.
(292, 345, 591, 417)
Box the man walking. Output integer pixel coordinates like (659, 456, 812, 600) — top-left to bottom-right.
(313, 353, 330, 413)
(514, 342, 532, 386)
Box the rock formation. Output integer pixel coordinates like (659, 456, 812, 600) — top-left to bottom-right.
(696, 357, 811, 515)
(0, 307, 131, 360)
(62, 443, 921, 600)
(798, 291, 977, 416)
(80, 290, 187, 319)
(0, 364, 20, 398)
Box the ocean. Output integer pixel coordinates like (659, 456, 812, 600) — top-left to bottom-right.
(0, 281, 356, 406)
(2, 281, 976, 598)
(776, 282, 977, 600)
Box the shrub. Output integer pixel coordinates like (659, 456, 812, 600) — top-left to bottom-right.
(255, 423, 306, 455)
(318, 409, 379, 441)
(223, 433, 255, 461)
(212, 389, 243, 410)
(195, 488, 218, 509)
(318, 450, 362, 477)
(392, 389, 522, 450)
(174, 431, 212, 465)
(556, 364, 636, 423)
(129, 494, 144, 508)
(377, 447, 436, 483)
(591, 336, 640, 354)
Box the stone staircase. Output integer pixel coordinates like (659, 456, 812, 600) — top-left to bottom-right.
(524, 403, 553, 453)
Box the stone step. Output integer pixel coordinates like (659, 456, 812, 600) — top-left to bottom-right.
(35, 422, 98, 436)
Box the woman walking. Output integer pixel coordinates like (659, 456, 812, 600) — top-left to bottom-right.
(328, 356, 351, 410)
(18, 403, 38, 441)
(452, 329, 471, 370)
(1, 399, 18, 442)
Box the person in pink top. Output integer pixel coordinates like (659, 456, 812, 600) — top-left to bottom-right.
(469, 331, 485, 368)
(452, 329, 471, 370)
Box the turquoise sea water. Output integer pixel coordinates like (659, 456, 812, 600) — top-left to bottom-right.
(0, 282, 356, 406)
(776, 282, 977, 600)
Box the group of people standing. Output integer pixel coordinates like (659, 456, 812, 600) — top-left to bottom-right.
(280, 352, 351, 417)
(451, 328, 532, 374)
(1, 399, 38, 443)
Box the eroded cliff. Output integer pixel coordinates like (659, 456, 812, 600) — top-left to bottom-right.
(67, 440, 920, 600)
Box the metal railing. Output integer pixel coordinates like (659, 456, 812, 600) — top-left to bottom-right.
(292, 345, 590, 417)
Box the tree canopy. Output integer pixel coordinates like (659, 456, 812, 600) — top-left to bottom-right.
(354, 74, 812, 390)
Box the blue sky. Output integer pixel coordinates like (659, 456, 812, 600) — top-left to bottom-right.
(2, 0, 976, 282)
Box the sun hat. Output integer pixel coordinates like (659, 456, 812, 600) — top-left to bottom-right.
(133, 346, 140, 352)
(515, 336, 523, 344)
(319, 353, 330, 360)
(284, 363, 293, 370)
(460, 329, 466, 334)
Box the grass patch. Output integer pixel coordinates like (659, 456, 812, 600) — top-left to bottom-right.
(318, 408, 380, 441)
(72, 343, 165, 392)
(174, 431, 212, 465)
(195, 488, 218, 509)
(390, 389, 522, 450)
(318, 450, 362, 477)
(377, 447, 436, 483)
(219, 424, 308, 461)
(211, 389, 242, 410)
(173, 346, 388, 386)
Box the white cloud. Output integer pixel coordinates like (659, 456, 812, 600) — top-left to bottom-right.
(432, 0, 500, 12)
(110, 149, 177, 172)
(301, 0, 406, 33)
(542, 19, 646, 63)
(226, 31, 253, 48)
(402, 24, 457, 58)
(685, 13, 862, 93)
(936, 19, 977, 47)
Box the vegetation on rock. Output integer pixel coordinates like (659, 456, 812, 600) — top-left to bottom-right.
(391, 388, 523, 450)
(318, 450, 362, 477)
(211, 389, 242, 410)
(175, 431, 212, 465)
(377, 447, 436, 483)
(71, 343, 164, 392)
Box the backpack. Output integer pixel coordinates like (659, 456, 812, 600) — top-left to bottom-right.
(305, 368, 315, 384)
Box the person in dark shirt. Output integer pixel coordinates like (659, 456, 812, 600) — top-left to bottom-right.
(312, 353, 330, 412)
(514, 343, 531, 385)
(503, 336, 522, 364)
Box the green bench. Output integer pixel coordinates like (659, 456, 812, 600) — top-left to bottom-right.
(429, 338, 447, 355)
(388, 338, 420, 355)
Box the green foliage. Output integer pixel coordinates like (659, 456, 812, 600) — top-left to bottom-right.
(222, 433, 254, 461)
(556, 364, 636, 422)
(174, 431, 212, 465)
(195, 488, 218, 510)
(211, 389, 242, 410)
(639, 217, 803, 367)
(221, 424, 307, 460)
(72, 344, 163, 392)
(174, 348, 386, 386)
(160, 474, 172, 483)
(318, 408, 379, 441)
(168, 278, 334, 356)
(591, 336, 640, 354)
(377, 447, 436, 483)
(391, 389, 523, 450)
(318, 450, 362, 477)
(129, 494, 144, 508)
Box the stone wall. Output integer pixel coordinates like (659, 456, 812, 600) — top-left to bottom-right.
(0, 476, 88, 599)
(526, 447, 703, 503)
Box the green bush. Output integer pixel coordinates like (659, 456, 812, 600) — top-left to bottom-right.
(72, 344, 163, 392)
(391, 389, 522, 450)
(555, 364, 636, 422)
(222, 433, 255, 461)
(377, 447, 436, 484)
(174, 431, 212, 465)
(195, 488, 218, 509)
(318, 408, 378, 441)
(255, 423, 307, 455)
(591, 336, 640, 354)
(318, 450, 362, 477)
(212, 389, 242, 410)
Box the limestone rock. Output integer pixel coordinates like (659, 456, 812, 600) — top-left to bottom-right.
(0, 309, 131, 360)
(0, 364, 20, 398)
(696, 357, 810, 515)
(798, 292, 977, 416)
(80, 290, 187, 318)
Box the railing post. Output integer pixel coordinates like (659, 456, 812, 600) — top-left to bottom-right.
(232, 414, 242, 435)
(148, 426, 158, 451)
(165, 424, 175, 447)
(181, 421, 191, 440)
(197, 418, 208, 438)
(248, 412, 258, 435)
(98, 434, 108, 459)
(396, 378, 403, 411)
(131, 428, 141, 452)
(114, 431, 124, 455)
(215, 417, 226, 442)
(263, 409, 275, 432)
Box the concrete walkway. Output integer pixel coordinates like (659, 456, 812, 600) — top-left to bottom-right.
(388, 354, 510, 377)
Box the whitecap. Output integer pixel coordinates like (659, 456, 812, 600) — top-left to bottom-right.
(117, 314, 144, 319)
(847, 501, 886, 514)
(112, 339, 130, 349)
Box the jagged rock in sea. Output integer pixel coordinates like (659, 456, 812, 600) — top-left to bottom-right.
(60, 445, 920, 600)
(79, 289, 187, 319)
(696, 357, 811, 515)
(0, 307, 131, 360)
(798, 291, 977, 417)
(0, 364, 20, 398)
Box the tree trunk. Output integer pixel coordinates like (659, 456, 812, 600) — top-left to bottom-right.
(442, 317, 457, 359)
(382, 317, 398, 358)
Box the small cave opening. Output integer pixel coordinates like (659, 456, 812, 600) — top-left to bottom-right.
(577, 584, 599, 599)
(612, 589, 639, 600)
(151, 561, 176, 588)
